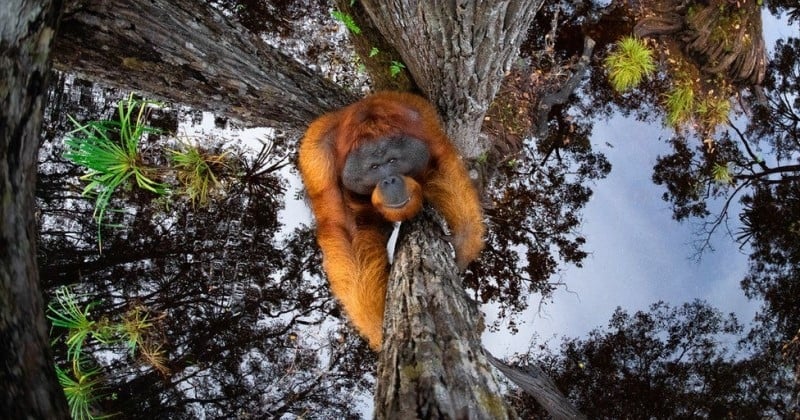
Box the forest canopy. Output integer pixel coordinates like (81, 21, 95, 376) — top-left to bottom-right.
(1, 0, 798, 418)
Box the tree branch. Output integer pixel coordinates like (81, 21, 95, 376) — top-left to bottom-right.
(735, 164, 800, 181)
(485, 353, 586, 420)
(534, 36, 596, 141)
(727, 119, 769, 172)
(695, 180, 751, 257)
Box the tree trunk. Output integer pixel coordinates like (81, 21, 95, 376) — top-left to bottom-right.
(0, 0, 70, 418)
(53, 0, 357, 130)
(360, 0, 544, 158)
(376, 209, 513, 420)
(361, 2, 545, 418)
(633, 0, 767, 85)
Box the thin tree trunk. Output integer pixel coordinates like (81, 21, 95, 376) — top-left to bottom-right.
(53, 0, 357, 129)
(0, 0, 70, 418)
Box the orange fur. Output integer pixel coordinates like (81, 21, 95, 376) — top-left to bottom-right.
(371, 176, 423, 222)
(298, 91, 485, 350)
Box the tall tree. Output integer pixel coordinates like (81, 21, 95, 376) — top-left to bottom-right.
(0, 0, 69, 417)
(357, 2, 550, 417)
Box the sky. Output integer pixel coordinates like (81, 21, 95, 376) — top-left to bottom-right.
(483, 10, 800, 357)
(483, 117, 758, 357)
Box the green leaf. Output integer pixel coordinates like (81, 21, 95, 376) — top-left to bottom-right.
(331, 10, 361, 34)
(604, 36, 656, 92)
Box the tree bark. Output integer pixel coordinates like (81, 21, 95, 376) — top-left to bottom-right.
(485, 354, 586, 420)
(332, 0, 416, 92)
(633, 0, 767, 85)
(360, 0, 544, 158)
(0, 0, 70, 418)
(376, 209, 513, 420)
(53, 0, 357, 130)
(360, 2, 550, 418)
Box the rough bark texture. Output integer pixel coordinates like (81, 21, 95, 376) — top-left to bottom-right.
(333, 0, 416, 92)
(361, 2, 556, 418)
(53, 0, 357, 130)
(375, 208, 512, 420)
(0, 0, 70, 418)
(360, 0, 544, 158)
(486, 354, 586, 420)
(634, 0, 767, 85)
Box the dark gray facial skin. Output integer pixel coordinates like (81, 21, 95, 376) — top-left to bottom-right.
(341, 136, 430, 198)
